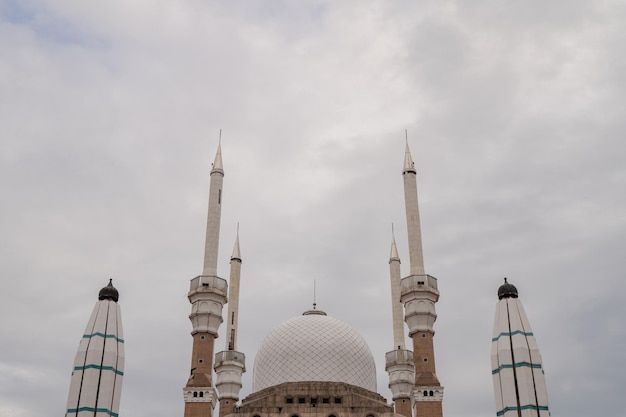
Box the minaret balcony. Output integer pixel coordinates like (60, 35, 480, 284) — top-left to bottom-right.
(401, 274, 439, 292)
(385, 349, 415, 400)
(189, 275, 228, 295)
(214, 350, 246, 400)
(214, 350, 246, 371)
(385, 348, 415, 367)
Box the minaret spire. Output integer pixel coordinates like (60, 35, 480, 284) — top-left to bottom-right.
(214, 227, 246, 417)
(402, 140, 426, 275)
(185, 141, 229, 417)
(225, 226, 241, 351)
(203, 139, 224, 276)
(385, 225, 415, 417)
(389, 225, 404, 349)
(399, 137, 444, 417)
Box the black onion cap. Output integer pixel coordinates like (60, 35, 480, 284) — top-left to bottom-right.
(99, 279, 119, 302)
(498, 278, 518, 300)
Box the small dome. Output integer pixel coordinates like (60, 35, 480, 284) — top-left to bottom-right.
(252, 311, 377, 393)
(99, 279, 119, 302)
(498, 278, 518, 300)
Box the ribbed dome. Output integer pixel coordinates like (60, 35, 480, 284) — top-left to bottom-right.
(252, 310, 377, 393)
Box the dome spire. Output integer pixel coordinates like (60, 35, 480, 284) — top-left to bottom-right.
(303, 280, 326, 315)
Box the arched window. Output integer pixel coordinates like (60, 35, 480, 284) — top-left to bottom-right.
(199, 392, 204, 398)
(193, 392, 198, 398)
(429, 390, 434, 397)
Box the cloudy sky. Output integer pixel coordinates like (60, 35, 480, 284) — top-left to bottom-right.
(1, 1, 625, 416)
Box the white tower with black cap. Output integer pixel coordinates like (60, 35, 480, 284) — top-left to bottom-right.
(65, 280, 125, 417)
(491, 278, 551, 417)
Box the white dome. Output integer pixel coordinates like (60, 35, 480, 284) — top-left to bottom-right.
(252, 310, 377, 392)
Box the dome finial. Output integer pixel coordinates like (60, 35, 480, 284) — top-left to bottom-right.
(497, 277, 518, 299)
(98, 279, 119, 302)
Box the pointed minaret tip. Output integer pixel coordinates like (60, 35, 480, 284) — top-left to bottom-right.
(231, 227, 241, 261)
(212, 139, 224, 174)
(403, 138, 416, 174)
(390, 225, 400, 261)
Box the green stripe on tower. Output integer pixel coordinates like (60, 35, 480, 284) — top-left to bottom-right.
(496, 404, 549, 416)
(491, 330, 533, 342)
(66, 406, 119, 416)
(74, 364, 124, 376)
(83, 332, 125, 343)
(492, 361, 542, 375)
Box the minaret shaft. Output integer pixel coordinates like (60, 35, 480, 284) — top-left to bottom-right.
(389, 256, 405, 349)
(386, 233, 415, 417)
(403, 171, 426, 276)
(203, 167, 224, 276)
(214, 226, 246, 416)
(225, 238, 241, 350)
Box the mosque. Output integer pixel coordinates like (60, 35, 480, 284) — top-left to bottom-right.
(64, 142, 551, 417)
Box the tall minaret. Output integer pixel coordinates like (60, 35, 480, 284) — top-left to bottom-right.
(184, 143, 228, 417)
(491, 279, 550, 417)
(399, 141, 444, 417)
(214, 230, 246, 417)
(385, 228, 415, 417)
(65, 280, 125, 417)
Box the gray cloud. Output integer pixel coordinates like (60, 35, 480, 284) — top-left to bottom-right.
(1, 1, 624, 417)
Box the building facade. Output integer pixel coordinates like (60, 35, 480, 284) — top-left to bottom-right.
(182, 142, 443, 417)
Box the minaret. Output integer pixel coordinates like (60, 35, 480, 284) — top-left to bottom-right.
(65, 280, 125, 417)
(184, 143, 228, 417)
(385, 228, 415, 417)
(399, 141, 444, 417)
(491, 279, 550, 417)
(214, 230, 246, 417)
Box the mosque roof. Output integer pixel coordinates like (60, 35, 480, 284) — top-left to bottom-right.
(252, 309, 377, 393)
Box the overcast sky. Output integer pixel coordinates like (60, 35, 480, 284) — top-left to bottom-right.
(1, 1, 625, 417)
